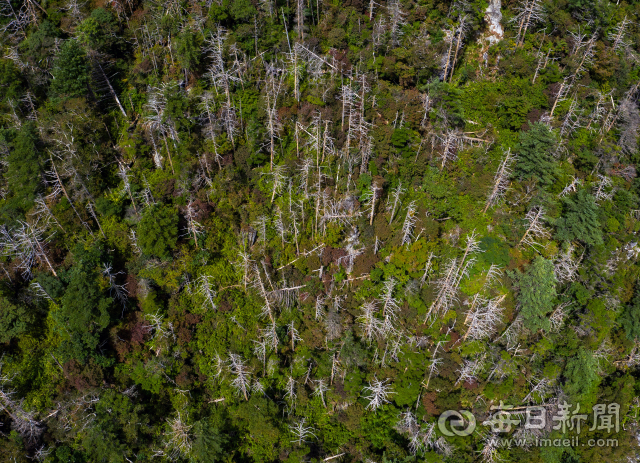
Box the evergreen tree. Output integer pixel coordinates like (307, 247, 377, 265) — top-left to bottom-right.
(555, 189, 603, 246)
(49, 40, 90, 99)
(54, 244, 112, 362)
(6, 122, 43, 212)
(515, 122, 557, 186)
(622, 289, 640, 340)
(137, 204, 179, 259)
(518, 256, 557, 332)
(0, 294, 33, 344)
(563, 348, 601, 405)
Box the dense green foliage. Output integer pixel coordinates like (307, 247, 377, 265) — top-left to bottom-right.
(0, 0, 640, 462)
(518, 256, 557, 332)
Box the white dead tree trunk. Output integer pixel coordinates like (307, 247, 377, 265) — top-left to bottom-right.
(401, 201, 418, 246)
(196, 275, 217, 311)
(264, 73, 284, 170)
(102, 263, 128, 311)
(388, 182, 405, 223)
(364, 182, 382, 225)
(184, 200, 204, 249)
(484, 148, 515, 213)
(228, 353, 251, 401)
(289, 418, 316, 445)
(511, 0, 544, 46)
(388, 0, 407, 47)
(518, 206, 550, 249)
(362, 377, 394, 411)
(448, 15, 469, 83)
(426, 232, 480, 321)
(1, 219, 57, 278)
(289, 321, 302, 350)
(165, 412, 192, 459)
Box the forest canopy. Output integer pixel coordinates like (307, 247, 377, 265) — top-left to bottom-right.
(0, 0, 640, 462)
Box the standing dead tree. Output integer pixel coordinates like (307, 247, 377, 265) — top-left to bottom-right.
(228, 353, 251, 401)
(387, 182, 405, 224)
(388, 0, 407, 48)
(401, 201, 418, 246)
(362, 377, 394, 411)
(102, 263, 128, 311)
(289, 418, 316, 445)
(511, 0, 544, 46)
(441, 15, 469, 82)
(143, 84, 177, 174)
(196, 275, 217, 311)
(463, 294, 506, 341)
(554, 244, 583, 283)
(518, 206, 550, 249)
(426, 232, 480, 321)
(358, 301, 382, 341)
(436, 129, 462, 169)
(593, 174, 614, 203)
(165, 412, 192, 460)
(184, 200, 204, 249)
(205, 27, 242, 107)
(0, 219, 57, 278)
(363, 182, 382, 225)
(264, 71, 284, 170)
(484, 148, 515, 213)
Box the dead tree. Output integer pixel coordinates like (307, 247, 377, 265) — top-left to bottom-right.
(554, 244, 583, 283)
(33, 195, 64, 233)
(165, 412, 192, 459)
(143, 85, 177, 174)
(463, 294, 506, 341)
(184, 200, 204, 249)
(289, 418, 316, 445)
(511, 0, 544, 46)
(426, 232, 480, 321)
(220, 100, 239, 147)
(1, 219, 57, 278)
(484, 148, 515, 213)
(401, 201, 418, 246)
(312, 379, 329, 407)
(264, 73, 284, 170)
(448, 15, 469, 82)
(455, 356, 484, 385)
(593, 174, 614, 203)
(558, 176, 582, 198)
(289, 321, 302, 350)
(518, 206, 550, 249)
(196, 275, 217, 311)
(45, 154, 91, 232)
(93, 61, 128, 117)
(437, 129, 462, 169)
(228, 353, 251, 401)
(294, 0, 305, 40)
(265, 164, 287, 203)
(363, 182, 382, 225)
(358, 301, 382, 341)
(569, 28, 597, 82)
(102, 263, 129, 311)
(549, 77, 572, 118)
(362, 377, 394, 411)
(315, 296, 326, 320)
(205, 27, 242, 107)
(618, 97, 640, 155)
(388, 0, 407, 47)
(387, 182, 405, 223)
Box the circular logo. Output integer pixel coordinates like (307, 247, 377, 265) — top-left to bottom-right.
(438, 410, 476, 436)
